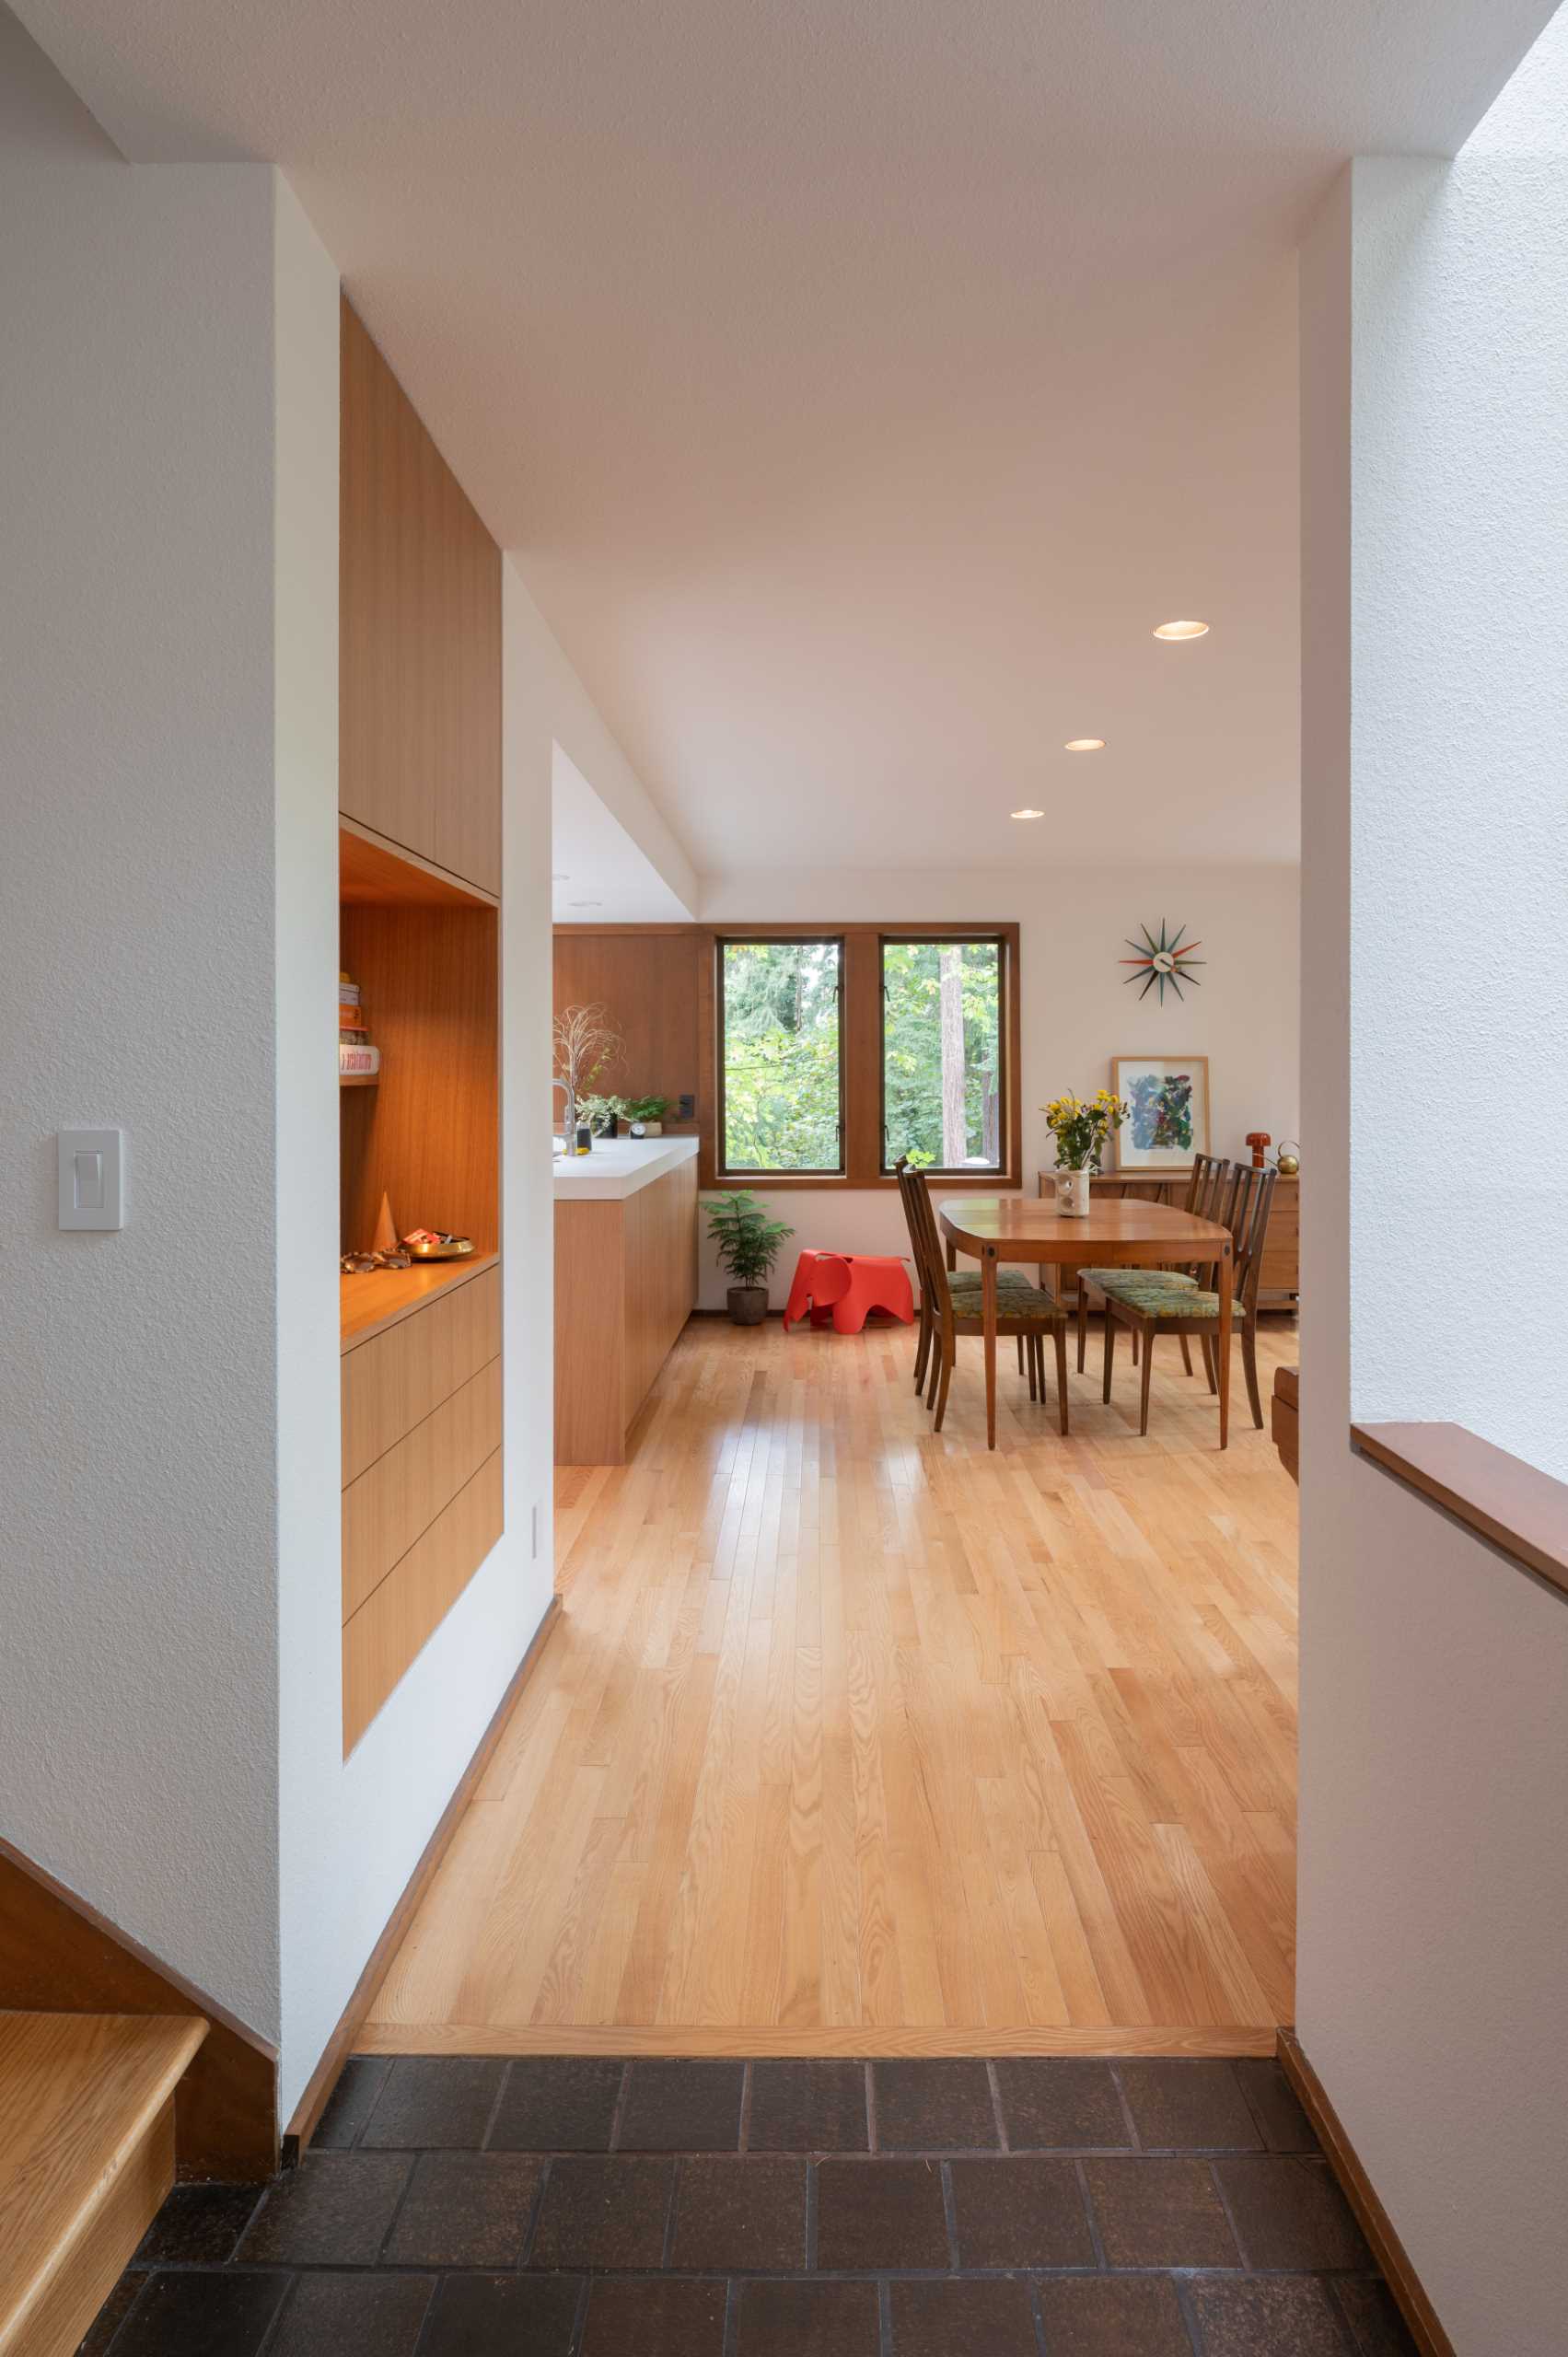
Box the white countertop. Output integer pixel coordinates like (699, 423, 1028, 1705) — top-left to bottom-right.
(552, 1132, 700, 1202)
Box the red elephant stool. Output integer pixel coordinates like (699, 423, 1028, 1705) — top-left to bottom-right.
(782, 1249, 915, 1334)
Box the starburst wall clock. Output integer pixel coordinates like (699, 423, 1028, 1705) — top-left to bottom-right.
(1121, 919, 1204, 1003)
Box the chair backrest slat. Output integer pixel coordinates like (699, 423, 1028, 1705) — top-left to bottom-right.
(1178, 1155, 1233, 1280)
(1223, 1163, 1278, 1307)
(894, 1155, 945, 1320)
(1182, 1152, 1225, 1215)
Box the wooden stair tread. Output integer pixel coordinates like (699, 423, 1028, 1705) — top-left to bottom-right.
(0, 2012, 207, 2354)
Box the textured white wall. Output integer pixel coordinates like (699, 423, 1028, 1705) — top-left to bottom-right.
(1298, 149, 1568, 2357)
(0, 92, 572, 2108)
(0, 152, 285, 2030)
(1341, 154, 1568, 1476)
(693, 864, 1299, 1307)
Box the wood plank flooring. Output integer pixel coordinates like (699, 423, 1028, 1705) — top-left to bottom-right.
(365, 1314, 1298, 2055)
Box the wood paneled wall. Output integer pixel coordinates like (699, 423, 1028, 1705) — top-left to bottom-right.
(552, 931, 703, 1132)
(340, 297, 501, 897)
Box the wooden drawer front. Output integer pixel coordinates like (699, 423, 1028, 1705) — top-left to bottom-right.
(343, 1357, 502, 1621)
(342, 1267, 501, 1484)
(343, 1450, 503, 1754)
(1260, 1180, 1299, 1294)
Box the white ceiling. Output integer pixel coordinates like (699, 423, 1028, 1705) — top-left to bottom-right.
(17, 0, 1556, 875)
(552, 746, 690, 924)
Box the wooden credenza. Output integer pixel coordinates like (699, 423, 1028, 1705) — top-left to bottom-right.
(1036, 1168, 1299, 1309)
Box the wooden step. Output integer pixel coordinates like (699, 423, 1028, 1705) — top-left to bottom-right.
(0, 2013, 207, 2357)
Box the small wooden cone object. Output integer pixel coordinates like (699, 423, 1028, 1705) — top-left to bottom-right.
(373, 1192, 399, 1255)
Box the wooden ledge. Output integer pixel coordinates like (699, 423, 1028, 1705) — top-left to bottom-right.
(1352, 1422, 1568, 1604)
(354, 2023, 1278, 2059)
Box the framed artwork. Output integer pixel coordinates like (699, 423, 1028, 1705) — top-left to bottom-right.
(1111, 1055, 1210, 1171)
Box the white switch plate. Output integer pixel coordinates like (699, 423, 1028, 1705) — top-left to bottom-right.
(58, 1128, 124, 1230)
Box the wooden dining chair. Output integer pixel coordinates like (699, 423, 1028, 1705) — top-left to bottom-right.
(893, 1155, 1037, 1398)
(1075, 1154, 1234, 1378)
(896, 1161, 1072, 1434)
(1097, 1163, 1277, 1437)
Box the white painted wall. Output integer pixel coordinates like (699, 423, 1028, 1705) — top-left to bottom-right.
(694, 864, 1299, 1307)
(1297, 141, 1568, 2357)
(0, 145, 285, 2030)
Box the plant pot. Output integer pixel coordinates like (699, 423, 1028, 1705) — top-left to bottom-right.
(727, 1284, 768, 1325)
(1055, 1167, 1093, 1216)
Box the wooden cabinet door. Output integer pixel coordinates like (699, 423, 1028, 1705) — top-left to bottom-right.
(430, 508, 501, 896)
(340, 298, 501, 897)
(1259, 1175, 1299, 1296)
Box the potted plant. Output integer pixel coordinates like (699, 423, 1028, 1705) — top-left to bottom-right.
(622, 1094, 674, 1138)
(576, 1093, 628, 1138)
(703, 1190, 795, 1324)
(552, 1004, 623, 1149)
(1042, 1088, 1128, 1214)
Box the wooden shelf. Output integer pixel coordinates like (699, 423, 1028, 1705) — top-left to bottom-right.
(340, 818, 497, 911)
(341, 1250, 500, 1352)
(340, 1074, 379, 1089)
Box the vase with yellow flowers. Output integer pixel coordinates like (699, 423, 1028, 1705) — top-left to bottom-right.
(1042, 1088, 1128, 1214)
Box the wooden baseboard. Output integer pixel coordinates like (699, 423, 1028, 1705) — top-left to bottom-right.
(0, 1834, 277, 2183)
(1276, 2030, 1455, 2357)
(283, 1596, 562, 2163)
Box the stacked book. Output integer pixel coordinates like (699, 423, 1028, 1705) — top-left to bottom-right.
(339, 970, 380, 1079)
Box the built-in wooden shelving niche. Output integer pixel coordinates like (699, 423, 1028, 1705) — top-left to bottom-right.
(337, 823, 503, 1755)
(335, 290, 505, 1756)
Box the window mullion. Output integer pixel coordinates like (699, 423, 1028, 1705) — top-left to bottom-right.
(842, 931, 881, 1184)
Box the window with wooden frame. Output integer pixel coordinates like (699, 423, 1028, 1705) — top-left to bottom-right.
(716, 936, 845, 1176)
(708, 923, 1020, 1188)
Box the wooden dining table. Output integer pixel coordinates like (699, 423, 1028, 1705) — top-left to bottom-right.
(938, 1195, 1235, 1450)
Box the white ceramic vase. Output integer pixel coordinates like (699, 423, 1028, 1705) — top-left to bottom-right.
(1056, 1167, 1093, 1216)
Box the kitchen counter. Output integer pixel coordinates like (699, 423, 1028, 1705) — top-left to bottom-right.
(552, 1133, 699, 1201)
(554, 1137, 698, 1461)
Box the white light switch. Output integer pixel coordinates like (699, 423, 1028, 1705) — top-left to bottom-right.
(58, 1129, 124, 1230)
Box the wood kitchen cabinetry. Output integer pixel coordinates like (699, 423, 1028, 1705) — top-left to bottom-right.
(554, 1144, 699, 1465)
(340, 296, 501, 898)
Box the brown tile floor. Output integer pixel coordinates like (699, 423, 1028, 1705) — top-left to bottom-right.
(78, 2057, 1417, 2355)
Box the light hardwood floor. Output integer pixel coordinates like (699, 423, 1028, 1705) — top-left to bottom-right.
(364, 1313, 1298, 2057)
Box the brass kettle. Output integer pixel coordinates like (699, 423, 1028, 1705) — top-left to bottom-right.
(1275, 1140, 1300, 1175)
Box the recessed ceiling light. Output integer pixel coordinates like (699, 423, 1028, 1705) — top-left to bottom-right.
(1063, 737, 1106, 752)
(552, 872, 569, 881)
(1011, 807, 1045, 820)
(1153, 619, 1210, 640)
(568, 899, 602, 908)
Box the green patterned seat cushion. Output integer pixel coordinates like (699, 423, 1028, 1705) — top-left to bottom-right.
(948, 1268, 1040, 1295)
(1078, 1265, 1201, 1290)
(1096, 1272, 1248, 1320)
(929, 1273, 1066, 1322)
